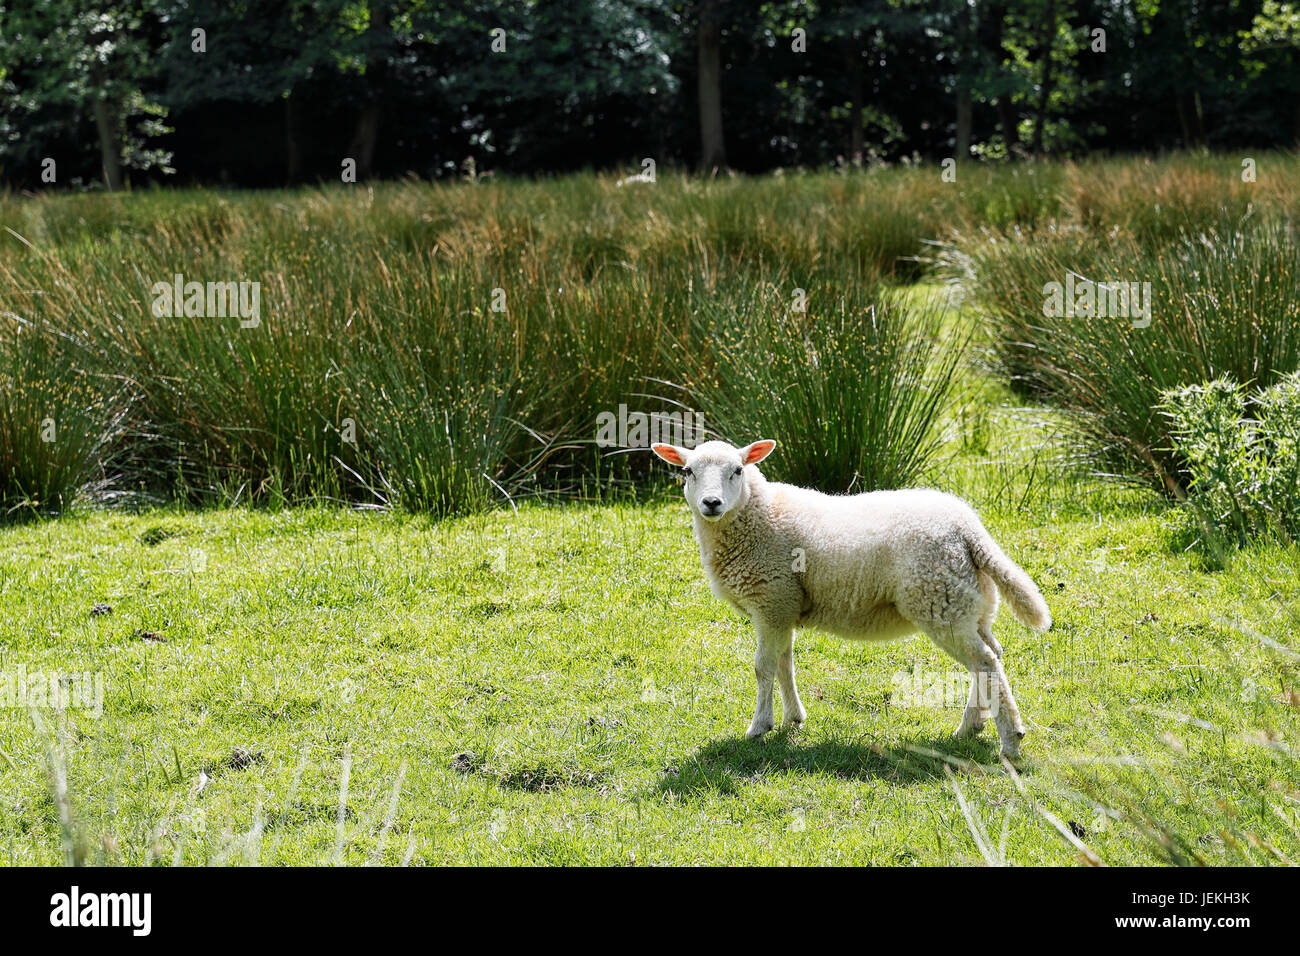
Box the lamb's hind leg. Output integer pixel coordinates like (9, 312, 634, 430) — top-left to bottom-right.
(977, 572, 1003, 658)
(971, 646, 1026, 758)
(987, 655, 1026, 757)
(933, 625, 1026, 759)
(957, 616, 1001, 737)
(956, 670, 987, 738)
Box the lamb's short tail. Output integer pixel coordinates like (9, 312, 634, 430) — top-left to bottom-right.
(964, 525, 1052, 631)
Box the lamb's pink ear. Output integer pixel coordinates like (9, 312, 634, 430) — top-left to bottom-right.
(740, 439, 777, 465)
(651, 443, 687, 466)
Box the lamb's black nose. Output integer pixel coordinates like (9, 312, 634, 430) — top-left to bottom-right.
(701, 496, 722, 513)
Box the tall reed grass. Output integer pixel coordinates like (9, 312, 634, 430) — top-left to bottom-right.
(0, 313, 128, 515)
(0, 174, 971, 515)
(5, 153, 1300, 514)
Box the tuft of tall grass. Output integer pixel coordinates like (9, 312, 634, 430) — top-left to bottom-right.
(344, 270, 551, 515)
(668, 281, 965, 492)
(1062, 153, 1262, 245)
(0, 313, 127, 516)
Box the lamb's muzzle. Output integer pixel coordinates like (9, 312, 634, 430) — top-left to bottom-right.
(651, 437, 1051, 760)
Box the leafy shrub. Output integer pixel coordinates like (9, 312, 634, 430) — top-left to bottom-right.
(1159, 372, 1300, 548)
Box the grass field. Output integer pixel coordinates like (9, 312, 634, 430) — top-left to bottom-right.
(3, 160, 1300, 865)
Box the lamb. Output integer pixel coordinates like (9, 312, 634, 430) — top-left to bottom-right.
(651, 438, 1051, 759)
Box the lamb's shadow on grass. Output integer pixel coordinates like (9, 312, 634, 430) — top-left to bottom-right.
(657, 729, 1003, 799)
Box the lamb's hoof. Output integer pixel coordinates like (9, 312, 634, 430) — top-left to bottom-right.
(745, 720, 773, 739)
(1000, 731, 1026, 761)
(782, 710, 807, 730)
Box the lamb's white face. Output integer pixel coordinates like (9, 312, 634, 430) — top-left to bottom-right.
(680, 442, 747, 521)
(651, 439, 777, 522)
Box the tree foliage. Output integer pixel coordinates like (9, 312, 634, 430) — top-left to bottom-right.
(1, 0, 1296, 188)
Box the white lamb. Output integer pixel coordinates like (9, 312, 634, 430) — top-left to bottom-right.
(651, 438, 1051, 758)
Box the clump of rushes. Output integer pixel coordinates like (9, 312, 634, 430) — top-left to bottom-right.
(4, 158, 1300, 516)
(345, 291, 547, 516)
(667, 280, 965, 492)
(0, 315, 127, 516)
(963, 215, 1300, 494)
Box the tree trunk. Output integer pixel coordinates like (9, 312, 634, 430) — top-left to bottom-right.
(997, 98, 1019, 154)
(1192, 90, 1207, 146)
(697, 0, 726, 170)
(285, 92, 301, 185)
(348, 106, 381, 178)
(347, 0, 391, 178)
(849, 50, 864, 162)
(1176, 91, 1205, 149)
(1031, 0, 1058, 156)
(956, 89, 972, 160)
(91, 97, 124, 191)
(980, 3, 1020, 157)
(89, 64, 123, 191)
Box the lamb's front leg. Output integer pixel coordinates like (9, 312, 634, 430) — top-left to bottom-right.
(746, 621, 794, 738)
(778, 641, 807, 728)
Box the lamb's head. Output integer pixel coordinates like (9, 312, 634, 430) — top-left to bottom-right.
(651, 439, 776, 522)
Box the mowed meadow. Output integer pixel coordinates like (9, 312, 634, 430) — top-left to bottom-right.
(2, 153, 1299, 865)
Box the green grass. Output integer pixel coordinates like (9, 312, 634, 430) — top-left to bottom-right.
(2, 494, 1297, 865)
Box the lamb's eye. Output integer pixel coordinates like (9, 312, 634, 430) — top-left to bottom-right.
(682, 467, 693, 477)
(733, 467, 743, 477)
